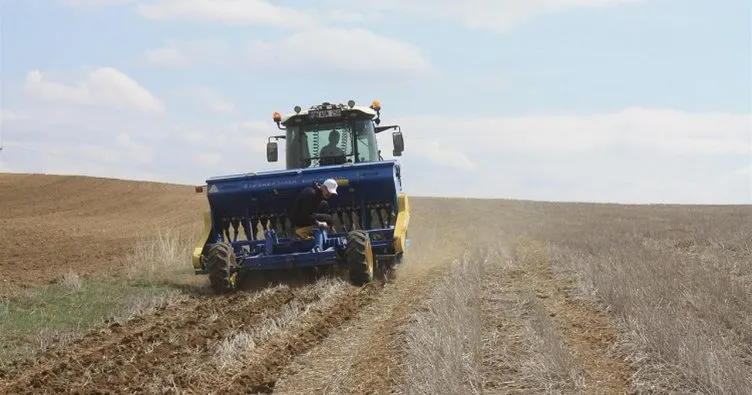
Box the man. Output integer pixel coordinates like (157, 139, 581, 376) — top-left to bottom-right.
(319, 130, 346, 166)
(288, 178, 338, 239)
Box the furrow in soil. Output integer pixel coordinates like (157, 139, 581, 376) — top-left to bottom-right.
(209, 282, 384, 394)
(0, 286, 300, 394)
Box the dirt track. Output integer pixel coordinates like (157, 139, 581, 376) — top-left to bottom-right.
(0, 174, 645, 394)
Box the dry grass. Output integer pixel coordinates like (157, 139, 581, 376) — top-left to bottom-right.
(455, 200, 752, 394)
(399, 241, 590, 394)
(111, 289, 189, 325)
(522, 286, 584, 391)
(4, 181, 749, 394)
(211, 277, 347, 371)
(53, 269, 84, 291)
(511, 240, 584, 391)
(401, 249, 486, 395)
(397, 198, 750, 394)
(126, 226, 199, 282)
(525, 204, 752, 394)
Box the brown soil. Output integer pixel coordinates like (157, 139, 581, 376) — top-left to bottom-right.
(0, 173, 205, 298)
(531, 259, 631, 393)
(0, 287, 296, 392)
(477, 241, 632, 394)
(0, 174, 465, 395)
(270, 259, 448, 394)
(0, 174, 652, 394)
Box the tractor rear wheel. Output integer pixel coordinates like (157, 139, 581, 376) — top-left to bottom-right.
(345, 230, 374, 286)
(206, 242, 238, 294)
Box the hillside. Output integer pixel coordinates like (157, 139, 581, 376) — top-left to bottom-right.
(0, 173, 206, 298)
(0, 173, 749, 394)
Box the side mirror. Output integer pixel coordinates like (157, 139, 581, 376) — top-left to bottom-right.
(392, 131, 404, 156)
(266, 141, 278, 162)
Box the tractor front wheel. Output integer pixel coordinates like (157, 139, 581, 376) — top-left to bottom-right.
(206, 242, 238, 294)
(345, 230, 374, 286)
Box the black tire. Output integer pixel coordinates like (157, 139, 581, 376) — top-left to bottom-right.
(206, 242, 238, 294)
(346, 230, 374, 286)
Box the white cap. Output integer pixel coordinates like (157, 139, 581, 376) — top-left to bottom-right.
(322, 178, 338, 194)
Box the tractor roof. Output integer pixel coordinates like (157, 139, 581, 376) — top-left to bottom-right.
(276, 101, 379, 125)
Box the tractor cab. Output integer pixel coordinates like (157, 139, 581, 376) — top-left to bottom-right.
(266, 100, 405, 170)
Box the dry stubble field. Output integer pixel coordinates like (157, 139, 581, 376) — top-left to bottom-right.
(0, 173, 750, 394)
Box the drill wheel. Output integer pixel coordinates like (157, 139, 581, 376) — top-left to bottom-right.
(345, 230, 374, 286)
(206, 242, 238, 294)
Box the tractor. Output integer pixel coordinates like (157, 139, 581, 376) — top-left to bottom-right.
(191, 99, 410, 293)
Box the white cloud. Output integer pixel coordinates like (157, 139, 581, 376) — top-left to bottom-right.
(368, 107, 751, 203)
(390, 108, 751, 156)
(0, 109, 29, 122)
(194, 153, 222, 166)
(141, 47, 188, 69)
(62, 0, 642, 33)
(60, 0, 378, 27)
(244, 27, 431, 74)
(142, 28, 431, 75)
(59, 0, 136, 5)
(323, 0, 644, 32)
(408, 137, 476, 171)
(176, 85, 236, 114)
(140, 39, 231, 69)
(24, 67, 165, 114)
(168, 121, 269, 153)
(172, 125, 209, 144)
(136, 0, 318, 28)
(231, 121, 269, 135)
(0, 102, 277, 185)
(3, 73, 750, 203)
(715, 164, 752, 199)
(326, 10, 368, 23)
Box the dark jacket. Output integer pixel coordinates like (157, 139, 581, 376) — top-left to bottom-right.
(288, 184, 324, 227)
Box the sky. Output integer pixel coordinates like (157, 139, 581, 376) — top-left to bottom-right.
(0, 0, 750, 204)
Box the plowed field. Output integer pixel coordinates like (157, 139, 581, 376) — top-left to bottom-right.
(1, 173, 749, 394)
(0, 173, 205, 298)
